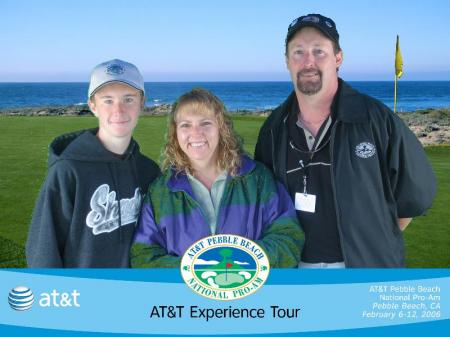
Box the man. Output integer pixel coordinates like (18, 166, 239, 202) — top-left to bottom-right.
(255, 14, 436, 268)
(26, 59, 160, 267)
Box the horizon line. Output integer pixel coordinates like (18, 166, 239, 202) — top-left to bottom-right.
(1, 80, 450, 84)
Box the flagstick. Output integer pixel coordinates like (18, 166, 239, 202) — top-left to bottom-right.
(394, 74, 398, 113)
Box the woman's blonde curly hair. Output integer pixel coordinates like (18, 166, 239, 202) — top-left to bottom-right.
(162, 88, 243, 176)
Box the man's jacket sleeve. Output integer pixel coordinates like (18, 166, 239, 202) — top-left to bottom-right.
(387, 114, 437, 218)
(131, 197, 180, 268)
(26, 163, 73, 267)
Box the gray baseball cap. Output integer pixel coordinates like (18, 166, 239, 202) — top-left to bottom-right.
(88, 59, 145, 98)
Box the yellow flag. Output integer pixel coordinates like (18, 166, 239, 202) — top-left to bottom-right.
(395, 35, 403, 78)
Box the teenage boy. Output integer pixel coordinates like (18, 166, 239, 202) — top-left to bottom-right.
(26, 59, 160, 267)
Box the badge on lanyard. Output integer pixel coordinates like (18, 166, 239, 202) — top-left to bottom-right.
(295, 174, 316, 213)
(295, 192, 316, 213)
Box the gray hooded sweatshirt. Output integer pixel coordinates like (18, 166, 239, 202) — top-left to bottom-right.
(26, 129, 160, 267)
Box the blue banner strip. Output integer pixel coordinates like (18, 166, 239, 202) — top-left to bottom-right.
(1, 319, 450, 337)
(2, 270, 448, 336)
(7, 269, 450, 284)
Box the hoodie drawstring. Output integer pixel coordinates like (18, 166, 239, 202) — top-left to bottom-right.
(130, 152, 140, 196)
(108, 164, 123, 244)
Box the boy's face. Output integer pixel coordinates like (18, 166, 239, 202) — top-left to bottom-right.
(88, 82, 142, 143)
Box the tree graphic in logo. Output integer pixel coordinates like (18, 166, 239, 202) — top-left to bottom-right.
(193, 247, 257, 289)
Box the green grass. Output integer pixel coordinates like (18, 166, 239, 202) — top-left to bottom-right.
(0, 116, 448, 267)
(403, 146, 450, 267)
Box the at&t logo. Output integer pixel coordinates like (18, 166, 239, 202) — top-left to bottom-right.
(7, 286, 81, 311)
(8, 286, 34, 311)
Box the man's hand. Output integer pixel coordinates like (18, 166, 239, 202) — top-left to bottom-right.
(398, 218, 412, 231)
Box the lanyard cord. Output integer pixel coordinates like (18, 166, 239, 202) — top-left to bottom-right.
(288, 131, 332, 194)
(289, 132, 331, 155)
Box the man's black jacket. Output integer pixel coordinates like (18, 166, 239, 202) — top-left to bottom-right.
(255, 80, 437, 267)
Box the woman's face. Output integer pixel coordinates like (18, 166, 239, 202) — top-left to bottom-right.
(175, 108, 220, 170)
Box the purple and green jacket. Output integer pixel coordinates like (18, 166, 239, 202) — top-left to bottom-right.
(131, 156, 303, 268)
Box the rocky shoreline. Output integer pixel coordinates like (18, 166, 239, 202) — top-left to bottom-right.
(1, 104, 449, 146)
(0, 104, 273, 117)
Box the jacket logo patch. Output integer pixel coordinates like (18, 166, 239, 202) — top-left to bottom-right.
(86, 184, 141, 235)
(355, 142, 376, 159)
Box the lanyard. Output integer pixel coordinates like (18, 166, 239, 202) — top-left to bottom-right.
(288, 119, 332, 195)
(301, 152, 314, 196)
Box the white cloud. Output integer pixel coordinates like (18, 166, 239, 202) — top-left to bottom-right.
(194, 259, 219, 265)
(233, 260, 249, 265)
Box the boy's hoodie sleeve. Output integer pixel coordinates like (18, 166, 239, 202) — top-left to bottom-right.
(26, 162, 74, 267)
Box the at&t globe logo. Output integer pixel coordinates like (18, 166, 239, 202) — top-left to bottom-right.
(181, 234, 270, 301)
(8, 286, 34, 311)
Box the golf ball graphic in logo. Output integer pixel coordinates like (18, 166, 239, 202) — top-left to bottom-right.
(8, 286, 34, 311)
(181, 234, 270, 300)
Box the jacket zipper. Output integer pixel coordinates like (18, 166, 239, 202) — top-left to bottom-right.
(271, 114, 289, 181)
(270, 129, 276, 174)
(214, 179, 232, 235)
(181, 190, 213, 236)
(330, 121, 349, 265)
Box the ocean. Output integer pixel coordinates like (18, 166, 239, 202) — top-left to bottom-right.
(0, 81, 449, 112)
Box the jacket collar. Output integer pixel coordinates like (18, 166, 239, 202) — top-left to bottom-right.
(334, 79, 370, 124)
(236, 155, 256, 176)
(166, 155, 255, 193)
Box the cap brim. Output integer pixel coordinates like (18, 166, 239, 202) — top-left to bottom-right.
(89, 80, 145, 98)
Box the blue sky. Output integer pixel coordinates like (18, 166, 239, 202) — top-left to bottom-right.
(1, 0, 449, 81)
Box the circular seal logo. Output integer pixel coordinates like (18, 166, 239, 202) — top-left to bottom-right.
(106, 64, 124, 75)
(8, 286, 34, 311)
(181, 234, 270, 301)
(355, 142, 376, 158)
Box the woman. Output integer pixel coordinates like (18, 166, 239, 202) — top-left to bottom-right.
(131, 88, 303, 268)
